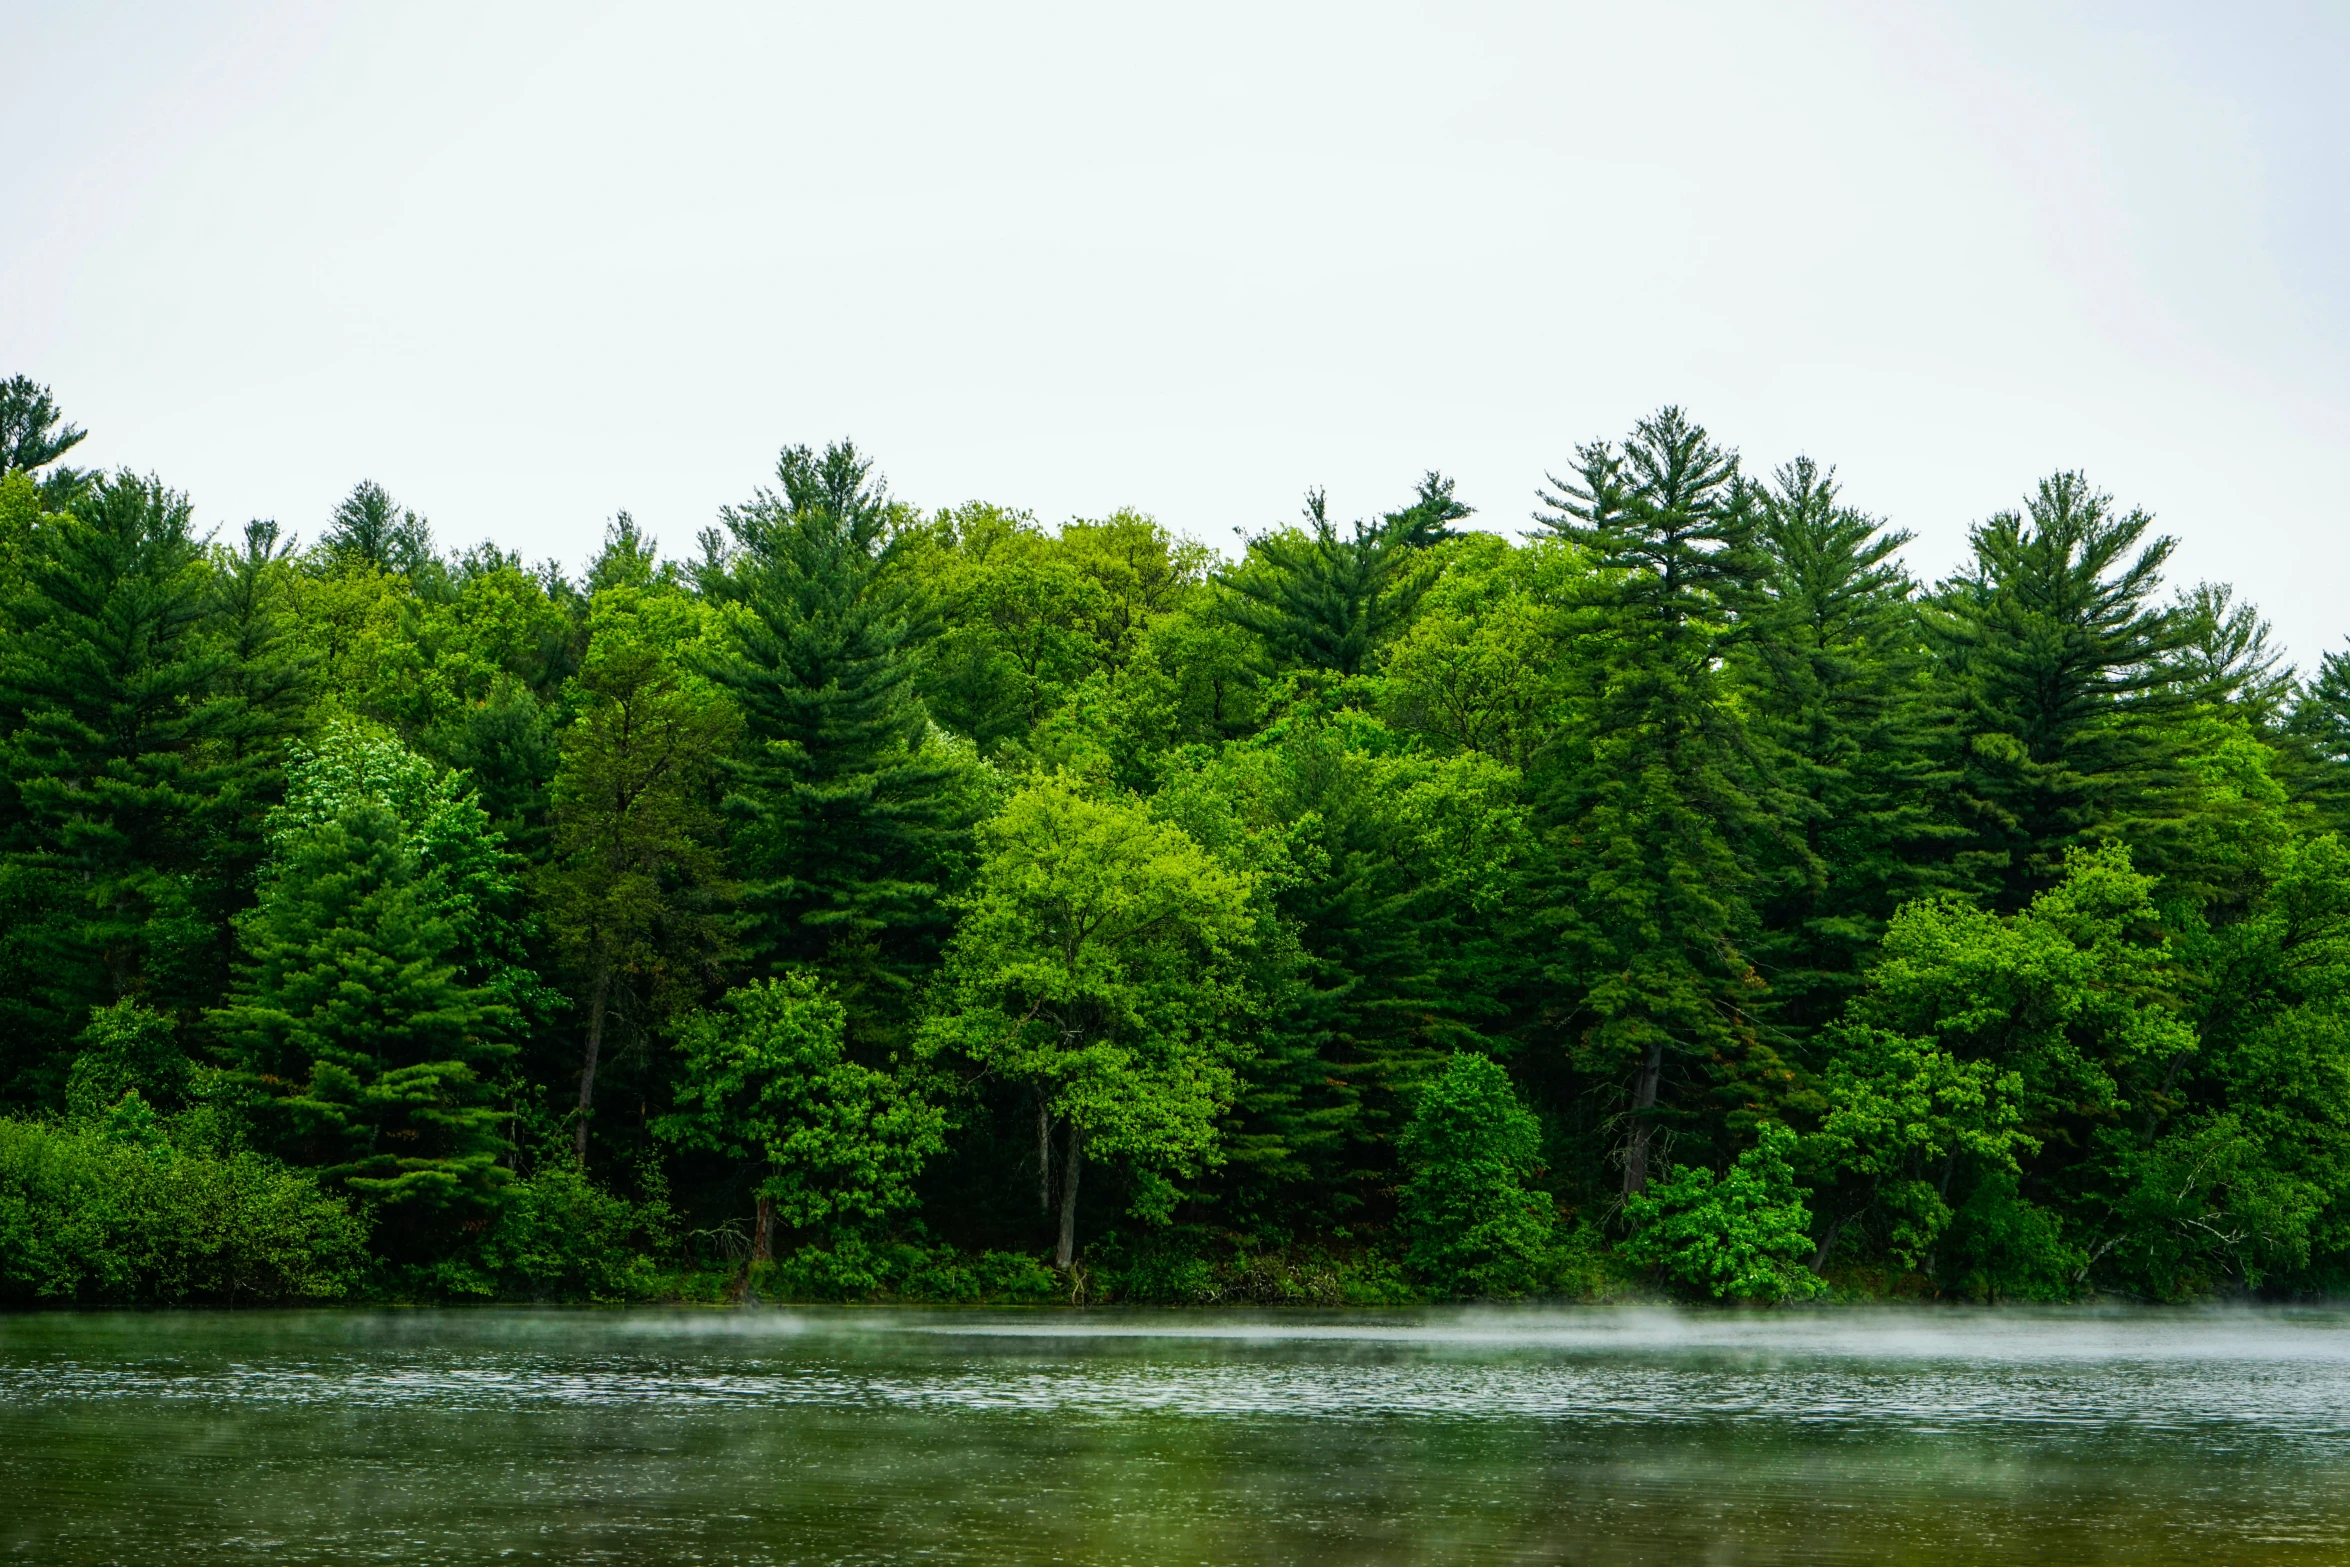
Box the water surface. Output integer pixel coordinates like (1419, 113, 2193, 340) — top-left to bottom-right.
(3, 1304, 2346, 1563)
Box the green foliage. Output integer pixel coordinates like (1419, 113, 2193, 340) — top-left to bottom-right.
(1924, 472, 2193, 906)
(18, 384, 2350, 1305)
(1529, 408, 1792, 1198)
(1802, 1024, 2032, 1269)
(1938, 1165, 2080, 1301)
(1169, 704, 1528, 1218)
(209, 722, 527, 1228)
(655, 972, 944, 1237)
(0, 471, 254, 1060)
(539, 571, 737, 1158)
(0, 375, 89, 504)
(699, 442, 975, 1030)
(1093, 1231, 1424, 1305)
(398, 1161, 673, 1302)
(65, 999, 191, 1119)
(923, 773, 1256, 1261)
(0, 1108, 369, 1305)
(1396, 1053, 1557, 1297)
(320, 479, 437, 579)
(1623, 1124, 1826, 1302)
(1733, 459, 1959, 1030)
(755, 1237, 1064, 1304)
(1851, 843, 2198, 1277)
(1221, 475, 1463, 678)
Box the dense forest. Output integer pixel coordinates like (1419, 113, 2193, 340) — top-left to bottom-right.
(3, 372, 2346, 1308)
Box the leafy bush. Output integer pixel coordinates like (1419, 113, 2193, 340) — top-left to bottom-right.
(396, 1162, 673, 1302)
(64, 1000, 191, 1118)
(1940, 1166, 2081, 1301)
(655, 973, 944, 1253)
(0, 1102, 369, 1305)
(1622, 1123, 1826, 1303)
(1397, 1053, 1557, 1297)
(1095, 1231, 1424, 1304)
(754, 1238, 1065, 1304)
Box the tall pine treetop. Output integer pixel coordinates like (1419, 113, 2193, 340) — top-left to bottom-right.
(0, 377, 89, 507)
(1221, 474, 1465, 678)
(1534, 405, 1759, 623)
(320, 480, 437, 579)
(699, 441, 972, 1026)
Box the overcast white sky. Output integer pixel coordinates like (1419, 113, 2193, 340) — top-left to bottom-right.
(6, 2, 2347, 659)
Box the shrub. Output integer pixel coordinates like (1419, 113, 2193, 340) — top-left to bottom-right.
(1397, 1053, 1557, 1297)
(0, 1103, 369, 1305)
(1622, 1123, 1826, 1303)
(1940, 1165, 2081, 1301)
(754, 1238, 1065, 1304)
(400, 1162, 673, 1302)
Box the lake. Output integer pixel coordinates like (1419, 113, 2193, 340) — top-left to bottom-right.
(3, 1305, 2347, 1563)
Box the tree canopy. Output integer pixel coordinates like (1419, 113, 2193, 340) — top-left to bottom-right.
(5, 374, 2347, 1304)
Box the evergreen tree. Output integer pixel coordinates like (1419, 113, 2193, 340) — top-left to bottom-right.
(698, 442, 973, 1035)
(540, 576, 737, 1163)
(0, 472, 243, 1074)
(2281, 648, 2350, 832)
(1220, 474, 1464, 678)
(1528, 409, 1786, 1197)
(1176, 706, 1528, 1218)
(204, 518, 318, 929)
(210, 723, 526, 1239)
(1924, 472, 2193, 907)
(2168, 581, 2290, 722)
(1532, 404, 1760, 623)
(1733, 458, 1956, 1032)
(319, 480, 437, 579)
(0, 375, 89, 507)
(1396, 1052, 1555, 1297)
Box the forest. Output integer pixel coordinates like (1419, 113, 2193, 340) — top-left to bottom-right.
(2, 372, 2346, 1309)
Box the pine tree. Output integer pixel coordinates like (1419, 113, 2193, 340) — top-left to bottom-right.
(1533, 405, 1760, 624)
(210, 724, 525, 1237)
(0, 473, 240, 1075)
(1220, 473, 1466, 677)
(540, 573, 737, 1163)
(2281, 648, 2350, 832)
(1528, 408, 1786, 1197)
(1924, 472, 2193, 908)
(1733, 459, 1958, 1032)
(0, 376, 90, 507)
(698, 442, 972, 1036)
(1179, 707, 1527, 1219)
(2166, 581, 2291, 723)
(319, 480, 437, 579)
(204, 518, 318, 927)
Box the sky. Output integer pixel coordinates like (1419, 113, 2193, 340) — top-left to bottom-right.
(6, 1, 2348, 660)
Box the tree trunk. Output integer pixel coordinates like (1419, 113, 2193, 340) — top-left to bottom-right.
(572, 961, 613, 1166)
(1055, 1126, 1084, 1270)
(1621, 1038, 1667, 1196)
(751, 1192, 776, 1264)
(1810, 1214, 1847, 1273)
(1037, 1099, 1054, 1214)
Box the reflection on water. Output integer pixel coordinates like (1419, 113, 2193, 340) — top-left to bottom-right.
(4, 1305, 2348, 1564)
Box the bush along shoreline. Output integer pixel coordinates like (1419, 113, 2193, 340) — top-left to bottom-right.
(8, 378, 2350, 1308)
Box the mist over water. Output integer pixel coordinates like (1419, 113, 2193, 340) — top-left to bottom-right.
(5, 1306, 2348, 1564)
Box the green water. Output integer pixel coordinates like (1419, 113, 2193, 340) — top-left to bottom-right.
(3, 1306, 2348, 1564)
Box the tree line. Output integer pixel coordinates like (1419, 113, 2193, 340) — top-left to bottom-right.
(3, 374, 2346, 1304)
